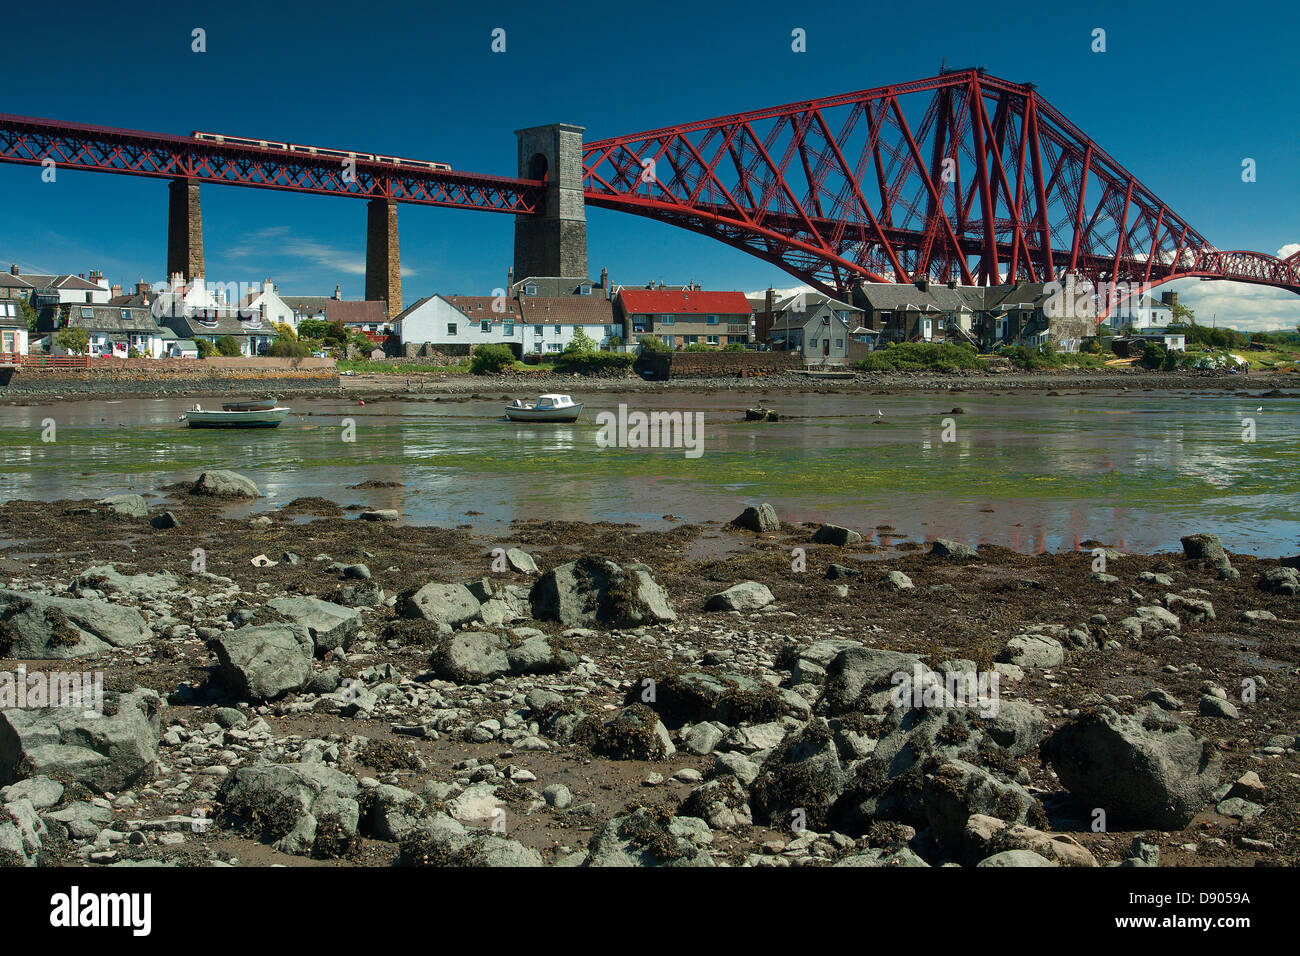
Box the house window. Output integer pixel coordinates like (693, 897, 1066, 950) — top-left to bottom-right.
(547, 342, 562, 352)
(579, 284, 591, 295)
(534, 325, 543, 335)
(706, 315, 718, 325)
(684, 335, 698, 345)
(835, 339, 843, 349)
(504, 322, 514, 335)
(80, 307, 93, 319)
(480, 320, 491, 333)
(661, 335, 672, 346)
(706, 335, 718, 345)
(524, 284, 538, 296)
(120, 309, 130, 320)
(447, 322, 457, 336)
(660, 315, 674, 325)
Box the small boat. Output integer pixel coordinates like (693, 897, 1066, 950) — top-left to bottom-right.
(221, 398, 278, 412)
(180, 402, 290, 428)
(504, 393, 583, 423)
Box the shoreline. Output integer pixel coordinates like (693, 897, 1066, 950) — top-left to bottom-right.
(0, 368, 1295, 405)
(1, 486, 1296, 868)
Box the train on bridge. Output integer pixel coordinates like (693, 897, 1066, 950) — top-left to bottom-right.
(190, 131, 452, 172)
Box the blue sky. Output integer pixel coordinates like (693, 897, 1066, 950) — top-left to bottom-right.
(3, 0, 1299, 328)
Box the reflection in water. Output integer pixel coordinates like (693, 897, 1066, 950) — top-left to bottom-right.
(0, 390, 1296, 556)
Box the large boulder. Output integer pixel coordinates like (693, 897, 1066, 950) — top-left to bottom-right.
(812, 524, 863, 546)
(1259, 567, 1300, 596)
(997, 633, 1065, 669)
(191, 470, 262, 498)
(530, 556, 675, 629)
(1043, 704, 1222, 829)
(1180, 533, 1238, 579)
(95, 494, 148, 519)
(704, 581, 774, 612)
(0, 687, 163, 791)
(220, 760, 359, 857)
(399, 583, 481, 629)
(77, 565, 180, 602)
(930, 538, 978, 559)
(268, 597, 362, 656)
(0, 590, 152, 659)
(583, 808, 714, 867)
(209, 624, 314, 701)
(430, 632, 510, 682)
(921, 759, 1039, 851)
(817, 646, 927, 715)
(731, 503, 779, 533)
(749, 719, 846, 830)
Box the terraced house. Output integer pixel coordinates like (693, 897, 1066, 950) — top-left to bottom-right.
(754, 290, 864, 364)
(617, 286, 752, 348)
(37, 304, 167, 357)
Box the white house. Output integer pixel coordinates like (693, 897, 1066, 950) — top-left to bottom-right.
(1, 301, 28, 356)
(1108, 293, 1174, 332)
(242, 280, 298, 331)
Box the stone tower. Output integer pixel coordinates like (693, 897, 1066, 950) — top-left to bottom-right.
(513, 123, 588, 280)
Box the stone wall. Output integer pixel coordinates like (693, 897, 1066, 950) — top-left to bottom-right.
(637, 350, 802, 380)
(0, 356, 339, 395)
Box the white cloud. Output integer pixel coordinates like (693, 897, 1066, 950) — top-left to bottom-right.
(1164, 276, 1300, 332)
(224, 227, 417, 281)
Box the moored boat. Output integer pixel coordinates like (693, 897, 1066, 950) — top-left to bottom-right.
(504, 393, 583, 423)
(181, 403, 290, 428)
(221, 398, 278, 412)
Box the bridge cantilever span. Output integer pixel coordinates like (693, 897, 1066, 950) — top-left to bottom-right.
(581, 69, 1300, 300)
(3, 68, 1300, 310)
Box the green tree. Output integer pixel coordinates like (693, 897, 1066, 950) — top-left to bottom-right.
(55, 328, 90, 354)
(195, 338, 215, 358)
(563, 328, 597, 355)
(20, 299, 38, 333)
(273, 322, 297, 341)
(215, 335, 242, 357)
(296, 319, 330, 340)
(637, 335, 670, 353)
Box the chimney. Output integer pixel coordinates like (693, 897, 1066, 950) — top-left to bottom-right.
(110, 283, 122, 297)
(764, 287, 775, 315)
(948, 279, 958, 290)
(1161, 291, 1178, 310)
(135, 280, 150, 295)
(600, 266, 608, 288)
(333, 284, 341, 300)
(507, 266, 514, 288)
(10, 264, 18, 276)
(915, 276, 929, 292)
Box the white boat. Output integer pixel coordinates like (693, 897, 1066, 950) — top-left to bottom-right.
(180, 402, 291, 428)
(504, 393, 583, 423)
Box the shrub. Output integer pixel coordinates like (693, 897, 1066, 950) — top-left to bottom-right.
(267, 337, 311, 358)
(683, 343, 715, 351)
(195, 338, 215, 358)
(637, 335, 670, 353)
(215, 335, 242, 357)
(856, 342, 982, 372)
(55, 328, 90, 354)
(553, 351, 636, 373)
(470, 343, 516, 374)
(724, 342, 747, 351)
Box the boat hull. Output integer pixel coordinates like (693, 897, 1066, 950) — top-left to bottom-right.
(504, 403, 583, 423)
(185, 408, 290, 428)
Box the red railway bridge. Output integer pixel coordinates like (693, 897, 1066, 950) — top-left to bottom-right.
(2, 68, 1297, 314)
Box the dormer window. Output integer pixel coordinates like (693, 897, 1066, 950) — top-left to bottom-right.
(524, 284, 538, 296)
(579, 284, 591, 296)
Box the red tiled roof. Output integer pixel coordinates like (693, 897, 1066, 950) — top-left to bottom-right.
(619, 289, 752, 315)
(517, 296, 615, 325)
(325, 300, 389, 324)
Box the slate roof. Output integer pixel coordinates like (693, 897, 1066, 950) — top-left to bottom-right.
(37, 304, 160, 334)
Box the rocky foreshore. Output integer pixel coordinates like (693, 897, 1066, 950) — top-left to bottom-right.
(0, 479, 1296, 868)
(2, 367, 1296, 405)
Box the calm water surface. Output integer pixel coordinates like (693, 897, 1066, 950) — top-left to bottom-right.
(0, 390, 1295, 556)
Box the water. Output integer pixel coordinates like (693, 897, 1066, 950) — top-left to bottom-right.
(0, 389, 1296, 556)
